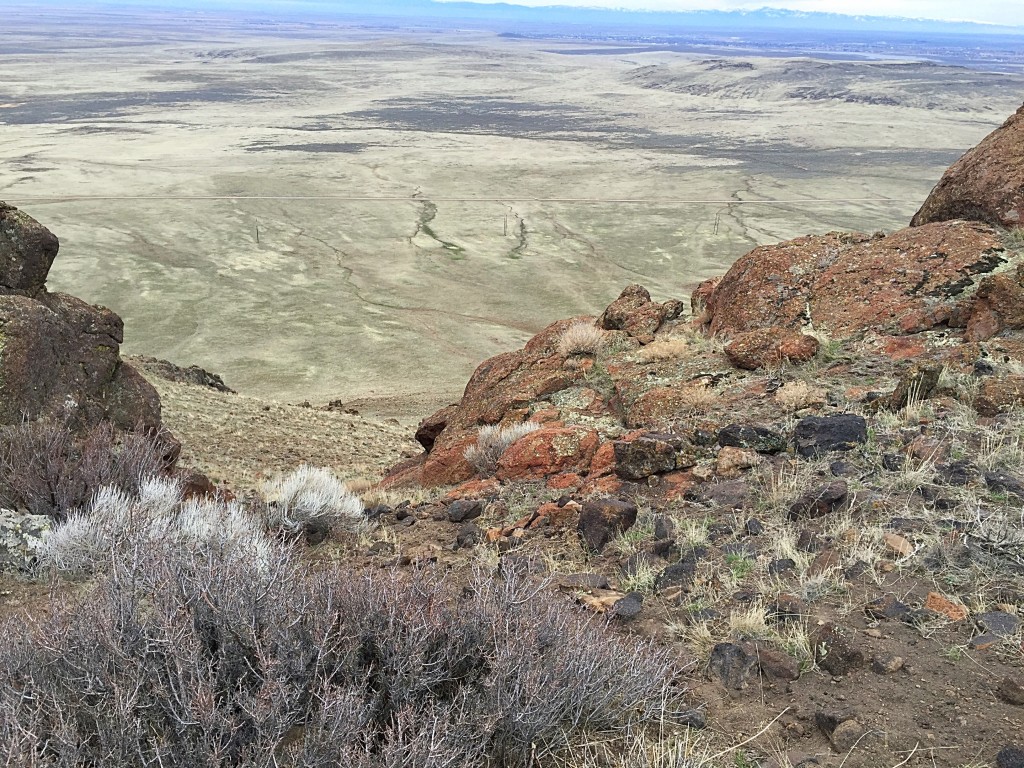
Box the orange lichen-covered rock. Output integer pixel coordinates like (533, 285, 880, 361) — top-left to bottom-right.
(496, 426, 599, 481)
(700, 221, 1006, 339)
(912, 102, 1024, 229)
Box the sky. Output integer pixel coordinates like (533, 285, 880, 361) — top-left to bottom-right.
(434, 0, 1024, 25)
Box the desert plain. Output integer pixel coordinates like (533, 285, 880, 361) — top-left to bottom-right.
(2, 6, 1023, 419)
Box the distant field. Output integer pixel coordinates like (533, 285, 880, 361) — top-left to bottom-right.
(2, 8, 1022, 418)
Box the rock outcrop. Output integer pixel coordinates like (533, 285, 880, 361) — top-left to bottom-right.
(0, 202, 162, 433)
(696, 221, 1009, 339)
(911, 102, 1024, 229)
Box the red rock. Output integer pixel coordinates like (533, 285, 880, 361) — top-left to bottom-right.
(924, 592, 968, 622)
(963, 265, 1024, 342)
(879, 336, 928, 361)
(975, 375, 1024, 416)
(496, 426, 599, 481)
(724, 327, 820, 370)
(420, 434, 479, 487)
(598, 284, 684, 344)
(445, 478, 501, 501)
(911, 102, 1024, 229)
(700, 221, 1005, 339)
(546, 472, 583, 491)
(589, 441, 616, 477)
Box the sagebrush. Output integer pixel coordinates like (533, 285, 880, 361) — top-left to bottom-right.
(0, 537, 682, 767)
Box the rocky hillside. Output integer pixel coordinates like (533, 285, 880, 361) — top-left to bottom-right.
(363, 103, 1024, 768)
(2, 101, 1024, 767)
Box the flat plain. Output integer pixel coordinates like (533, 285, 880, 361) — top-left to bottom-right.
(3, 6, 1023, 418)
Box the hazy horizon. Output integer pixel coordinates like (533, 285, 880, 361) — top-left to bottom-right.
(5, 0, 1023, 29)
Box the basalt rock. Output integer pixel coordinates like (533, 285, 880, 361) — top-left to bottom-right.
(0, 203, 163, 435)
(911, 102, 1024, 229)
(696, 221, 1007, 339)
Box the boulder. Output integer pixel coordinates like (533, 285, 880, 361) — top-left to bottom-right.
(788, 480, 849, 520)
(0, 204, 162, 435)
(699, 221, 1006, 339)
(0, 201, 59, 297)
(496, 426, 599, 481)
(718, 424, 787, 454)
(974, 375, 1024, 416)
(963, 265, 1024, 342)
(911, 102, 1024, 229)
(793, 414, 868, 458)
(612, 435, 677, 480)
(724, 327, 819, 370)
(577, 498, 637, 553)
(598, 284, 684, 344)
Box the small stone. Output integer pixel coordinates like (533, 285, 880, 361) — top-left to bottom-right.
(830, 719, 865, 752)
(788, 480, 849, 520)
(767, 557, 796, 575)
(814, 709, 856, 737)
(709, 642, 759, 690)
(577, 498, 638, 553)
(656, 548, 706, 592)
(455, 522, 482, 549)
(674, 709, 708, 729)
(997, 746, 1024, 768)
(977, 611, 1021, 638)
(555, 572, 611, 590)
(969, 633, 1000, 650)
(653, 514, 675, 540)
(996, 676, 1024, 706)
(767, 593, 806, 624)
(923, 592, 968, 622)
(447, 499, 484, 523)
(718, 423, 787, 454)
(744, 517, 765, 536)
(611, 592, 644, 620)
(883, 532, 913, 558)
(871, 654, 905, 674)
(755, 646, 801, 681)
(716, 446, 762, 477)
(794, 414, 868, 458)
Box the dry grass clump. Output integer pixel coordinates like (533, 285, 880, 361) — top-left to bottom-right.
(637, 337, 691, 362)
(557, 321, 607, 359)
(0, 543, 683, 768)
(774, 380, 827, 412)
(676, 384, 718, 415)
(465, 422, 541, 475)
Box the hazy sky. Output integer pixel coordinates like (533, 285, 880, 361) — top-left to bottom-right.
(443, 0, 1023, 25)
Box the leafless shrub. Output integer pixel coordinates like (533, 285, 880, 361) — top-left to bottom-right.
(0, 419, 169, 520)
(557, 321, 606, 359)
(258, 465, 363, 540)
(465, 422, 541, 476)
(0, 546, 682, 767)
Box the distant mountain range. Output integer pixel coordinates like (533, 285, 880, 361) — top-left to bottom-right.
(18, 0, 1024, 36)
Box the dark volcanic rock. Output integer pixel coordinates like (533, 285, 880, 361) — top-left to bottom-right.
(911, 103, 1024, 229)
(0, 201, 59, 297)
(788, 480, 848, 520)
(447, 499, 483, 523)
(811, 622, 864, 676)
(998, 746, 1024, 768)
(794, 414, 868, 458)
(708, 642, 758, 690)
(0, 280, 160, 432)
(577, 498, 637, 553)
(718, 423, 786, 454)
(613, 436, 677, 480)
